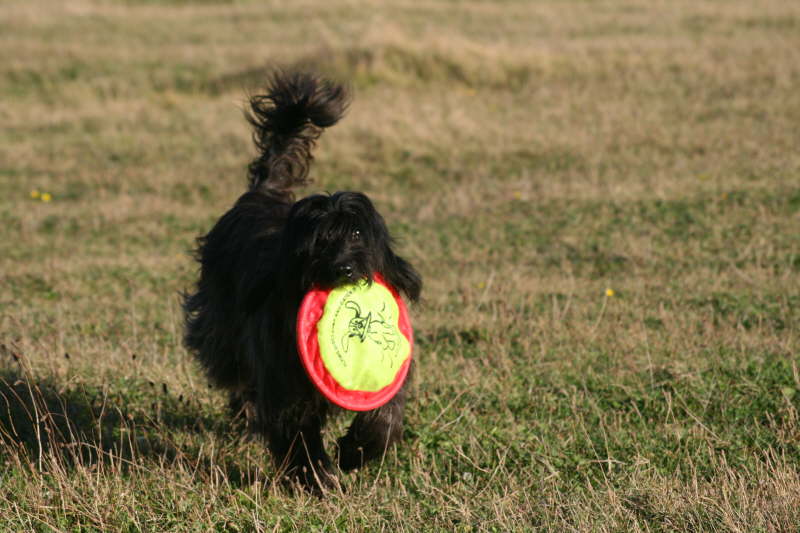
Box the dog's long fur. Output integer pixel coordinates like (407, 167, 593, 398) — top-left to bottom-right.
(183, 72, 421, 491)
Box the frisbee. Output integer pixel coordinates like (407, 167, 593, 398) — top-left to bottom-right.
(296, 273, 413, 411)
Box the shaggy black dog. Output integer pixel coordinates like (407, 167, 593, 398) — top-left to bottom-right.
(183, 72, 421, 492)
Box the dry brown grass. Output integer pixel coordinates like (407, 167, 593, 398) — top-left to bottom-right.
(1, 0, 799, 530)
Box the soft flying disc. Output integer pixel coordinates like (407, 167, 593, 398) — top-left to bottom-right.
(297, 273, 413, 411)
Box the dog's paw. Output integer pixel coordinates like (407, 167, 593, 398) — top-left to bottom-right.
(337, 437, 366, 472)
(284, 461, 340, 496)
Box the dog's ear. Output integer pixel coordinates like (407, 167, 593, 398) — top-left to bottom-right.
(384, 250, 422, 303)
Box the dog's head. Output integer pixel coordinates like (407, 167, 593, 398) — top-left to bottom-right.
(280, 191, 421, 301)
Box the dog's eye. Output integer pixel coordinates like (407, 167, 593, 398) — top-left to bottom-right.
(351, 229, 361, 241)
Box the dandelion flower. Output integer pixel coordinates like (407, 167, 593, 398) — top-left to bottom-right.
(605, 288, 615, 297)
(30, 189, 41, 199)
(41, 193, 52, 202)
(512, 191, 523, 200)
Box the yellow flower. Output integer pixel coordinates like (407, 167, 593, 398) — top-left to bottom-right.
(30, 189, 41, 199)
(512, 191, 523, 200)
(41, 193, 52, 202)
(605, 288, 615, 297)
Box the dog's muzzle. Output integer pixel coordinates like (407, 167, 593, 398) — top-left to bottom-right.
(337, 264, 355, 280)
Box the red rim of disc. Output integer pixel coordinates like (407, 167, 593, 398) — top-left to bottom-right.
(296, 273, 413, 412)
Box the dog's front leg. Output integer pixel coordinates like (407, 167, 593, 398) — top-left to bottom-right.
(264, 405, 335, 493)
(337, 382, 407, 472)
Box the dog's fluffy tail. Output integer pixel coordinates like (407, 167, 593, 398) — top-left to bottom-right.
(245, 71, 348, 194)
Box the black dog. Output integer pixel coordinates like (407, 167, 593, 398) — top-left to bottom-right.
(183, 72, 421, 491)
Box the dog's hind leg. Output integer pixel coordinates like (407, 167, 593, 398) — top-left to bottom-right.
(228, 387, 257, 425)
(337, 383, 407, 472)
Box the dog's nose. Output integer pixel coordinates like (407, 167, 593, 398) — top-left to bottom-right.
(337, 265, 354, 279)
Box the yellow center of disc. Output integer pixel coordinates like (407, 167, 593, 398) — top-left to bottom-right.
(316, 279, 410, 391)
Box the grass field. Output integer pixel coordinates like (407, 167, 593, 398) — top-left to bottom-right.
(2, 0, 800, 530)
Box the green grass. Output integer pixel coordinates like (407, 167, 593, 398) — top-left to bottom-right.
(1, 0, 799, 530)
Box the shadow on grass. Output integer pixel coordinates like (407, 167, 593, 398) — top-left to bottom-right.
(0, 358, 266, 487)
